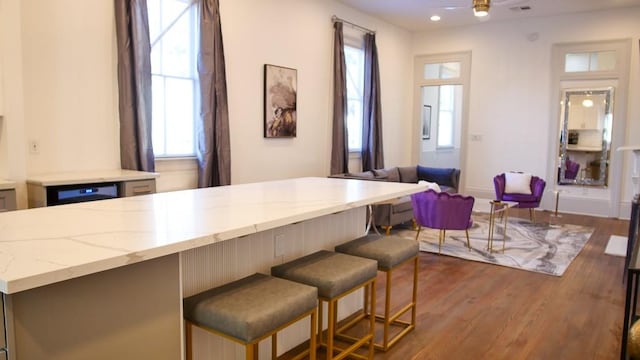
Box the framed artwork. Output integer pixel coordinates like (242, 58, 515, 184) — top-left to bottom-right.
(422, 105, 431, 140)
(264, 64, 297, 138)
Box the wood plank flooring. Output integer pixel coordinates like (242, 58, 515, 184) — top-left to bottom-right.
(282, 209, 629, 360)
(378, 209, 628, 360)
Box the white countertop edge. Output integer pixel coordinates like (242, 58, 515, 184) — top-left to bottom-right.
(26, 170, 159, 187)
(1, 179, 427, 294)
(0, 180, 16, 190)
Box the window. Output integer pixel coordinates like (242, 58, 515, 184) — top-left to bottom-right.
(148, 0, 198, 157)
(565, 51, 616, 73)
(344, 45, 364, 152)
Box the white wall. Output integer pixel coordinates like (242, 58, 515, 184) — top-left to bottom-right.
(221, 0, 413, 183)
(2, 1, 637, 216)
(0, 0, 413, 208)
(412, 7, 640, 215)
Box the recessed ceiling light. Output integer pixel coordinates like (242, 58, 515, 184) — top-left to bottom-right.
(430, 15, 441, 21)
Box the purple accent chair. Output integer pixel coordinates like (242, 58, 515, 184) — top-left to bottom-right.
(411, 190, 475, 254)
(493, 173, 546, 221)
(564, 158, 580, 180)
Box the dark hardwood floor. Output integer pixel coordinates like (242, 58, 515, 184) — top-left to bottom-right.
(378, 209, 628, 360)
(282, 209, 629, 360)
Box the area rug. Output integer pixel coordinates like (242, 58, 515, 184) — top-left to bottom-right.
(394, 214, 594, 276)
(604, 235, 627, 257)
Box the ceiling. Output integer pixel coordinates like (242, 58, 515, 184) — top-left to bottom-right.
(335, 0, 640, 32)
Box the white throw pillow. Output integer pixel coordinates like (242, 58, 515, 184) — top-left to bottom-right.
(419, 180, 441, 192)
(504, 172, 532, 194)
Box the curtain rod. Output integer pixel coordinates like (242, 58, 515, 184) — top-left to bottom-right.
(331, 15, 375, 34)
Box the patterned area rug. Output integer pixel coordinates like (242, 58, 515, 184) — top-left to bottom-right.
(394, 214, 594, 276)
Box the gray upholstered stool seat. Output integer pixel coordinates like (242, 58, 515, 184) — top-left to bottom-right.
(183, 273, 318, 360)
(272, 250, 377, 360)
(335, 234, 419, 351)
(335, 234, 418, 271)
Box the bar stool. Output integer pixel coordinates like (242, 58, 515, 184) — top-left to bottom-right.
(183, 273, 318, 360)
(271, 250, 377, 360)
(335, 234, 418, 351)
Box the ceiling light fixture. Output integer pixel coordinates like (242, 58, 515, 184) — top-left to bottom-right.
(473, 0, 490, 17)
(430, 15, 441, 21)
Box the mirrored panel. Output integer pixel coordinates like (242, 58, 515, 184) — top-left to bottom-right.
(558, 87, 613, 186)
(418, 85, 462, 169)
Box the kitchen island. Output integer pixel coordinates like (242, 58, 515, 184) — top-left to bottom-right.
(0, 177, 425, 360)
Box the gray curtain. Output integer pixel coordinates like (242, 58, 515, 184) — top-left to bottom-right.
(197, 0, 231, 187)
(361, 32, 384, 171)
(114, 0, 155, 172)
(330, 22, 349, 175)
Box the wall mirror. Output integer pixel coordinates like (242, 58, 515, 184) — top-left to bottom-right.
(558, 87, 613, 186)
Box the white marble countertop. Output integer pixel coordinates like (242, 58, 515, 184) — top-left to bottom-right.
(0, 177, 426, 294)
(26, 169, 159, 186)
(0, 179, 16, 190)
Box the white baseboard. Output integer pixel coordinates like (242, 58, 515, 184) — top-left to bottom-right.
(465, 186, 631, 219)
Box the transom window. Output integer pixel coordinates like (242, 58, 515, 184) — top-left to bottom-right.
(424, 62, 461, 80)
(564, 51, 616, 73)
(148, 0, 198, 157)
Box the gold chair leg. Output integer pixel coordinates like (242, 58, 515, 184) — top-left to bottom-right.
(415, 226, 422, 242)
(412, 218, 418, 230)
(439, 230, 446, 254)
(385, 226, 392, 236)
(465, 229, 471, 251)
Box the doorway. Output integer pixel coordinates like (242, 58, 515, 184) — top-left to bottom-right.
(413, 52, 470, 190)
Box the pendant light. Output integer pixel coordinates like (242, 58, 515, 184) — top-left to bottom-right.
(473, 0, 490, 17)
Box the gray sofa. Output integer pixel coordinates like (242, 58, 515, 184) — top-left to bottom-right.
(330, 165, 460, 234)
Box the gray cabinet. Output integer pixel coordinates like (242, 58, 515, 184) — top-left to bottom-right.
(0, 190, 16, 212)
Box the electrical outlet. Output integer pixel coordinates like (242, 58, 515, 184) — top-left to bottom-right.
(470, 134, 483, 141)
(29, 141, 40, 154)
(274, 234, 286, 257)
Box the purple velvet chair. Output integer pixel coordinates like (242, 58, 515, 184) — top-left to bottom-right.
(564, 158, 580, 180)
(493, 173, 546, 221)
(411, 189, 475, 254)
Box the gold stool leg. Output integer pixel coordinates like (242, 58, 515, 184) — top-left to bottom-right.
(318, 301, 324, 351)
(368, 280, 376, 359)
(272, 333, 277, 360)
(246, 343, 257, 360)
(327, 300, 336, 360)
(185, 321, 193, 360)
(383, 270, 392, 350)
(414, 226, 422, 242)
(412, 256, 418, 327)
(364, 283, 370, 317)
(309, 309, 317, 360)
